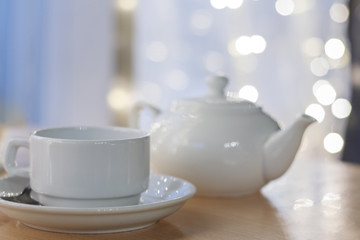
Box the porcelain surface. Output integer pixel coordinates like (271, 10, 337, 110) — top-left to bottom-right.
(4, 126, 150, 207)
(131, 76, 316, 197)
(0, 173, 196, 234)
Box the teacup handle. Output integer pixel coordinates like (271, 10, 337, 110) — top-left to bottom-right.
(4, 138, 30, 177)
(130, 101, 162, 128)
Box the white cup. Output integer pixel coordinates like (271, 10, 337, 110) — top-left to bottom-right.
(4, 126, 150, 208)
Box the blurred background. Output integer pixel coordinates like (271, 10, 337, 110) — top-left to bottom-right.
(0, 0, 358, 163)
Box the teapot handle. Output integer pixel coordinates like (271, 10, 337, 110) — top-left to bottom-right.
(130, 101, 162, 128)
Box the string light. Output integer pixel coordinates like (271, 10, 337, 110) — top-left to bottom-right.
(310, 58, 330, 77)
(292, 0, 315, 14)
(328, 50, 350, 69)
(235, 36, 252, 55)
(313, 81, 336, 106)
(329, 3, 349, 23)
(210, 0, 243, 10)
(239, 85, 259, 103)
(302, 38, 324, 57)
(305, 104, 325, 123)
(331, 98, 352, 119)
(228, 39, 240, 57)
(135, 1, 351, 157)
(275, 0, 295, 16)
(312, 80, 330, 95)
(251, 35, 267, 54)
(210, 0, 227, 9)
(325, 38, 345, 60)
(227, 0, 244, 9)
(235, 35, 266, 55)
(323, 133, 344, 154)
(114, 0, 137, 11)
(190, 10, 213, 34)
(107, 87, 130, 111)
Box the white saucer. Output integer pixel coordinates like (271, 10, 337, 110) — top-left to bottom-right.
(0, 174, 196, 234)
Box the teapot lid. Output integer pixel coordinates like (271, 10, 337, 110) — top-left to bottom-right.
(171, 75, 259, 113)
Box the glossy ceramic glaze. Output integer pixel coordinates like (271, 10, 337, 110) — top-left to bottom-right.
(4, 126, 150, 207)
(132, 76, 316, 197)
(0, 173, 196, 233)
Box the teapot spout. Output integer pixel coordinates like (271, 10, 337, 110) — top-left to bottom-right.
(263, 114, 316, 182)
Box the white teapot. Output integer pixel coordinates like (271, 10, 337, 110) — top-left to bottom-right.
(131, 76, 316, 197)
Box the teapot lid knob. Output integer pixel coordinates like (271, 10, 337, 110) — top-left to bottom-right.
(205, 75, 228, 98)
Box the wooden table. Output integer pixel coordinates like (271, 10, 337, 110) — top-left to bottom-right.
(0, 154, 359, 240)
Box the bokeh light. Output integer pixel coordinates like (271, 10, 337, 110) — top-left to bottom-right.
(239, 85, 259, 102)
(275, 0, 295, 16)
(114, 0, 137, 11)
(325, 38, 345, 60)
(210, 0, 227, 9)
(302, 37, 324, 57)
(323, 133, 344, 154)
(310, 57, 329, 77)
(137, 0, 351, 159)
(251, 35, 267, 54)
(305, 103, 325, 122)
(190, 10, 213, 34)
(329, 3, 349, 23)
(228, 39, 240, 57)
(235, 35, 267, 55)
(227, 0, 244, 9)
(235, 36, 252, 55)
(331, 98, 352, 119)
(313, 80, 337, 105)
(107, 87, 130, 111)
(328, 50, 350, 69)
(210, 0, 243, 9)
(292, 0, 315, 14)
(312, 79, 329, 94)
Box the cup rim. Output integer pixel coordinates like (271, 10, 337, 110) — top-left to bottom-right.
(32, 126, 150, 142)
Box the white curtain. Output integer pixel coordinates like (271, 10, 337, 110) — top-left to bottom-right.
(0, 0, 113, 127)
